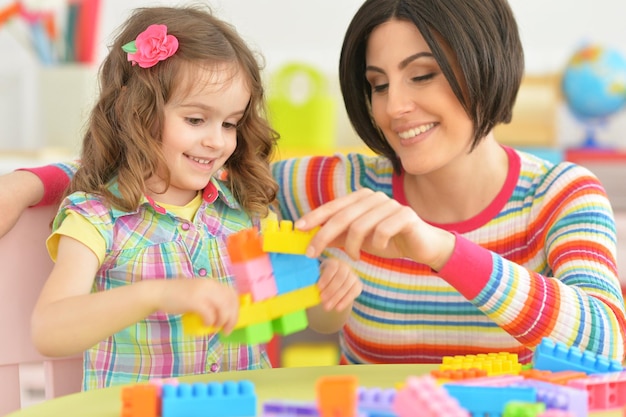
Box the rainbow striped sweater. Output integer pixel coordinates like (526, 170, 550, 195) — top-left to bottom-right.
(31, 146, 626, 364)
(270, 146, 626, 364)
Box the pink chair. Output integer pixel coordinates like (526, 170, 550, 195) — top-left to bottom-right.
(0, 206, 82, 415)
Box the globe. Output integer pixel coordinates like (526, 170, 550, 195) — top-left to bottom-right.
(561, 44, 626, 147)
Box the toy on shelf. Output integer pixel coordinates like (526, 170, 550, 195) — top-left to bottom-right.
(182, 220, 321, 345)
(120, 337, 626, 417)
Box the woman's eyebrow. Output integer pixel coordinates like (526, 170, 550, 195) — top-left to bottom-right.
(366, 51, 434, 74)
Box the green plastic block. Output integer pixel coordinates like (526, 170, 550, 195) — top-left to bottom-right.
(272, 310, 308, 336)
(220, 321, 274, 345)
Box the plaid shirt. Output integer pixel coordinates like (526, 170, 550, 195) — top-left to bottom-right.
(53, 177, 270, 390)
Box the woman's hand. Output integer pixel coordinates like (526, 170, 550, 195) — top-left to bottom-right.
(295, 188, 455, 271)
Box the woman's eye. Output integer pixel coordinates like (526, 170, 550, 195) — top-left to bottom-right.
(412, 73, 436, 83)
(372, 83, 388, 93)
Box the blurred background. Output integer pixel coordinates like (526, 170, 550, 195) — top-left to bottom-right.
(1, 0, 626, 155)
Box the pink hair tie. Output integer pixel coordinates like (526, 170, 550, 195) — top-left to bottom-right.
(122, 24, 179, 68)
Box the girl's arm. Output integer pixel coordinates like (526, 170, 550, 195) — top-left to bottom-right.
(32, 235, 240, 357)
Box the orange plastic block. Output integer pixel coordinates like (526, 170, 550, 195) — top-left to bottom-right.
(316, 375, 359, 417)
(440, 352, 522, 376)
(520, 369, 587, 385)
(431, 368, 487, 381)
(261, 220, 319, 255)
(226, 228, 264, 262)
(121, 384, 159, 417)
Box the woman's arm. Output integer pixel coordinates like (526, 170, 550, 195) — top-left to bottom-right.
(0, 163, 76, 237)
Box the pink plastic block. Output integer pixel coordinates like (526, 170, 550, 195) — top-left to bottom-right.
(393, 376, 470, 417)
(568, 371, 626, 411)
(231, 254, 277, 302)
(538, 411, 575, 417)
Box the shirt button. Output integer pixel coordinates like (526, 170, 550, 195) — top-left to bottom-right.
(210, 363, 219, 373)
(198, 268, 207, 277)
(181, 223, 190, 231)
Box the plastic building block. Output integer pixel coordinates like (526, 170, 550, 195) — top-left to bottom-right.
(537, 412, 575, 417)
(440, 352, 522, 376)
(532, 338, 623, 375)
(443, 384, 537, 417)
(231, 254, 277, 301)
(281, 342, 339, 367)
(430, 368, 488, 382)
(519, 369, 587, 385)
(454, 375, 524, 386)
(161, 380, 256, 417)
(263, 400, 320, 417)
(121, 384, 159, 417)
(511, 379, 587, 417)
(567, 370, 626, 411)
(262, 219, 319, 255)
(227, 228, 265, 262)
(269, 252, 320, 295)
(272, 309, 308, 336)
(393, 376, 470, 417)
(316, 375, 359, 417)
(357, 386, 396, 417)
(502, 401, 546, 417)
(220, 320, 275, 345)
(266, 285, 321, 318)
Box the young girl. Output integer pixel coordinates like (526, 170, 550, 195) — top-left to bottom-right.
(28, 6, 361, 390)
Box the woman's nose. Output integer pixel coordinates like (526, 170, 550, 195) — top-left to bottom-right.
(386, 83, 415, 117)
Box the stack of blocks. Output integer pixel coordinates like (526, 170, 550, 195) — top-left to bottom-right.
(120, 337, 626, 417)
(182, 220, 321, 344)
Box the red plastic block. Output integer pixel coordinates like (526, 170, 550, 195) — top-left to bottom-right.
(316, 375, 359, 417)
(121, 384, 159, 417)
(431, 368, 488, 381)
(520, 369, 588, 385)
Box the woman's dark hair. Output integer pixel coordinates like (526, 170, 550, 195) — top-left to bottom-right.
(339, 0, 524, 172)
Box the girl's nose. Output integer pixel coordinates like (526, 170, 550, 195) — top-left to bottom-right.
(201, 125, 225, 148)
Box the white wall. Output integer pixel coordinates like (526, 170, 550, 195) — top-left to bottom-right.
(1, 0, 626, 150)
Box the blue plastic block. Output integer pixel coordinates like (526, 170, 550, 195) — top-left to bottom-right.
(532, 338, 623, 375)
(443, 384, 536, 417)
(162, 380, 256, 417)
(511, 379, 587, 417)
(269, 253, 319, 295)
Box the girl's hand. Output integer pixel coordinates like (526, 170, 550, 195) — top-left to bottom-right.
(317, 258, 362, 312)
(155, 279, 240, 334)
(294, 188, 455, 271)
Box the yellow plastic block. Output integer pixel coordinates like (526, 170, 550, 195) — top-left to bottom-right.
(261, 219, 319, 255)
(182, 286, 321, 337)
(265, 285, 321, 318)
(439, 352, 522, 376)
(281, 342, 339, 367)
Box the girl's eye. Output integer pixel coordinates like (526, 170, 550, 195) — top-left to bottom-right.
(222, 121, 239, 130)
(186, 117, 204, 125)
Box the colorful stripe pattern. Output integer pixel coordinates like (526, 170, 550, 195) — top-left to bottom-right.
(271, 148, 626, 365)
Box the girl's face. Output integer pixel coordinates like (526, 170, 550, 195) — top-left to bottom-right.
(365, 19, 474, 176)
(155, 64, 250, 205)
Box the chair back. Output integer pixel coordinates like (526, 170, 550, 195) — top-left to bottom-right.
(0, 206, 82, 415)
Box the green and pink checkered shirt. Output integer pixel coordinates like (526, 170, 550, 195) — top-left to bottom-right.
(52, 177, 270, 390)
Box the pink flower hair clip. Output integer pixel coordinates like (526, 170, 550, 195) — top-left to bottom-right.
(122, 24, 179, 68)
